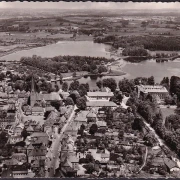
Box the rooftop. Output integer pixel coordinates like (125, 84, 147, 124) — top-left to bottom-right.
(137, 85, 168, 93)
(86, 101, 117, 107)
(87, 92, 114, 97)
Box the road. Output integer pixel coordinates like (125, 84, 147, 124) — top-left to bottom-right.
(45, 105, 77, 177)
(141, 115, 180, 160)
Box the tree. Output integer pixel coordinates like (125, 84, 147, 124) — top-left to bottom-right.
(78, 84, 88, 97)
(76, 97, 87, 110)
(69, 92, 80, 104)
(65, 97, 74, 106)
(84, 163, 95, 174)
(15, 141, 26, 147)
(90, 64, 97, 74)
(0, 131, 8, 148)
(98, 65, 107, 74)
(118, 130, 124, 140)
(73, 71, 77, 77)
(86, 154, 94, 163)
(89, 124, 98, 135)
(96, 80, 102, 89)
(0, 73, 5, 81)
(51, 100, 62, 110)
(119, 78, 135, 93)
(69, 80, 79, 91)
(170, 76, 180, 101)
(147, 76, 155, 85)
(21, 128, 29, 140)
(102, 78, 117, 92)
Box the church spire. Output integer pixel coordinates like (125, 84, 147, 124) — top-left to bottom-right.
(31, 75, 36, 93)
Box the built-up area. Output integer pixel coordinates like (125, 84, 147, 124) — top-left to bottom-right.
(0, 62, 180, 178)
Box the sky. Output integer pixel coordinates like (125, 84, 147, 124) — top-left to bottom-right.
(0, 1, 179, 10)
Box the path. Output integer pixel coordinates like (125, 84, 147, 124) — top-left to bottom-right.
(138, 146, 148, 173)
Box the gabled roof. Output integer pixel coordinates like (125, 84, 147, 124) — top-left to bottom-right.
(87, 111, 97, 118)
(26, 125, 34, 132)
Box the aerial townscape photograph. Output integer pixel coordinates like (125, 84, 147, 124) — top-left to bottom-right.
(0, 1, 180, 178)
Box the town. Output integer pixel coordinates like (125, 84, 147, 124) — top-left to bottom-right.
(0, 2, 180, 178)
(0, 59, 179, 178)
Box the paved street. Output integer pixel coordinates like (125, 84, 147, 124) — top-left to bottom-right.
(45, 105, 77, 177)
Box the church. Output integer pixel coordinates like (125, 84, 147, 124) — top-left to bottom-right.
(30, 76, 62, 107)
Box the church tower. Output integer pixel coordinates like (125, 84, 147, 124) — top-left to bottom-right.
(30, 75, 38, 107)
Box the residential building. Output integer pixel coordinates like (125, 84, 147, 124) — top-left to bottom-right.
(0, 114, 15, 129)
(31, 106, 44, 116)
(12, 153, 27, 164)
(27, 142, 46, 164)
(9, 135, 24, 144)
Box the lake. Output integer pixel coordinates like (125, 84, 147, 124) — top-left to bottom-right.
(0, 41, 114, 61)
(1, 41, 180, 87)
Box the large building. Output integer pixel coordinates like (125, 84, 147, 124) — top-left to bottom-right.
(137, 85, 169, 103)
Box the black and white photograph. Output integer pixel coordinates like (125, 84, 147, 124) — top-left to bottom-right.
(0, 1, 180, 178)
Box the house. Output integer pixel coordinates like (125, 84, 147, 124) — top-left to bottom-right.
(0, 114, 15, 129)
(74, 111, 89, 126)
(86, 101, 117, 108)
(88, 148, 110, 164)
(96, 121, 107, 129)
(61, 158, 77, 177)
(31, 106, 44, 116)
(64, 122, 78, 137)
(12, 153, 27, 164)
(86, 111, 97, 123)
(59, 92, 70, 100)
(45, 105, 55, 112)
(9, 135, 24, 144)
(164, 158, 180, 173)
(12, 164, 28, 178)
(87, 91, 114, 101)
(24, 106, 32, 116)
(14, 123, 24, 136)
(27, 142, 46, 164)
(4, 158, 19, 166)
(29, 132, 49, 146)
(12, 164, 35, 178)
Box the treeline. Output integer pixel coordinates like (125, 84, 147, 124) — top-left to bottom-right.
(20, 55, 113, 74)
(94, 35, 180, 51)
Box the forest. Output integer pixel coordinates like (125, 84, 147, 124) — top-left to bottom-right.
(94, 35, 180, 51)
